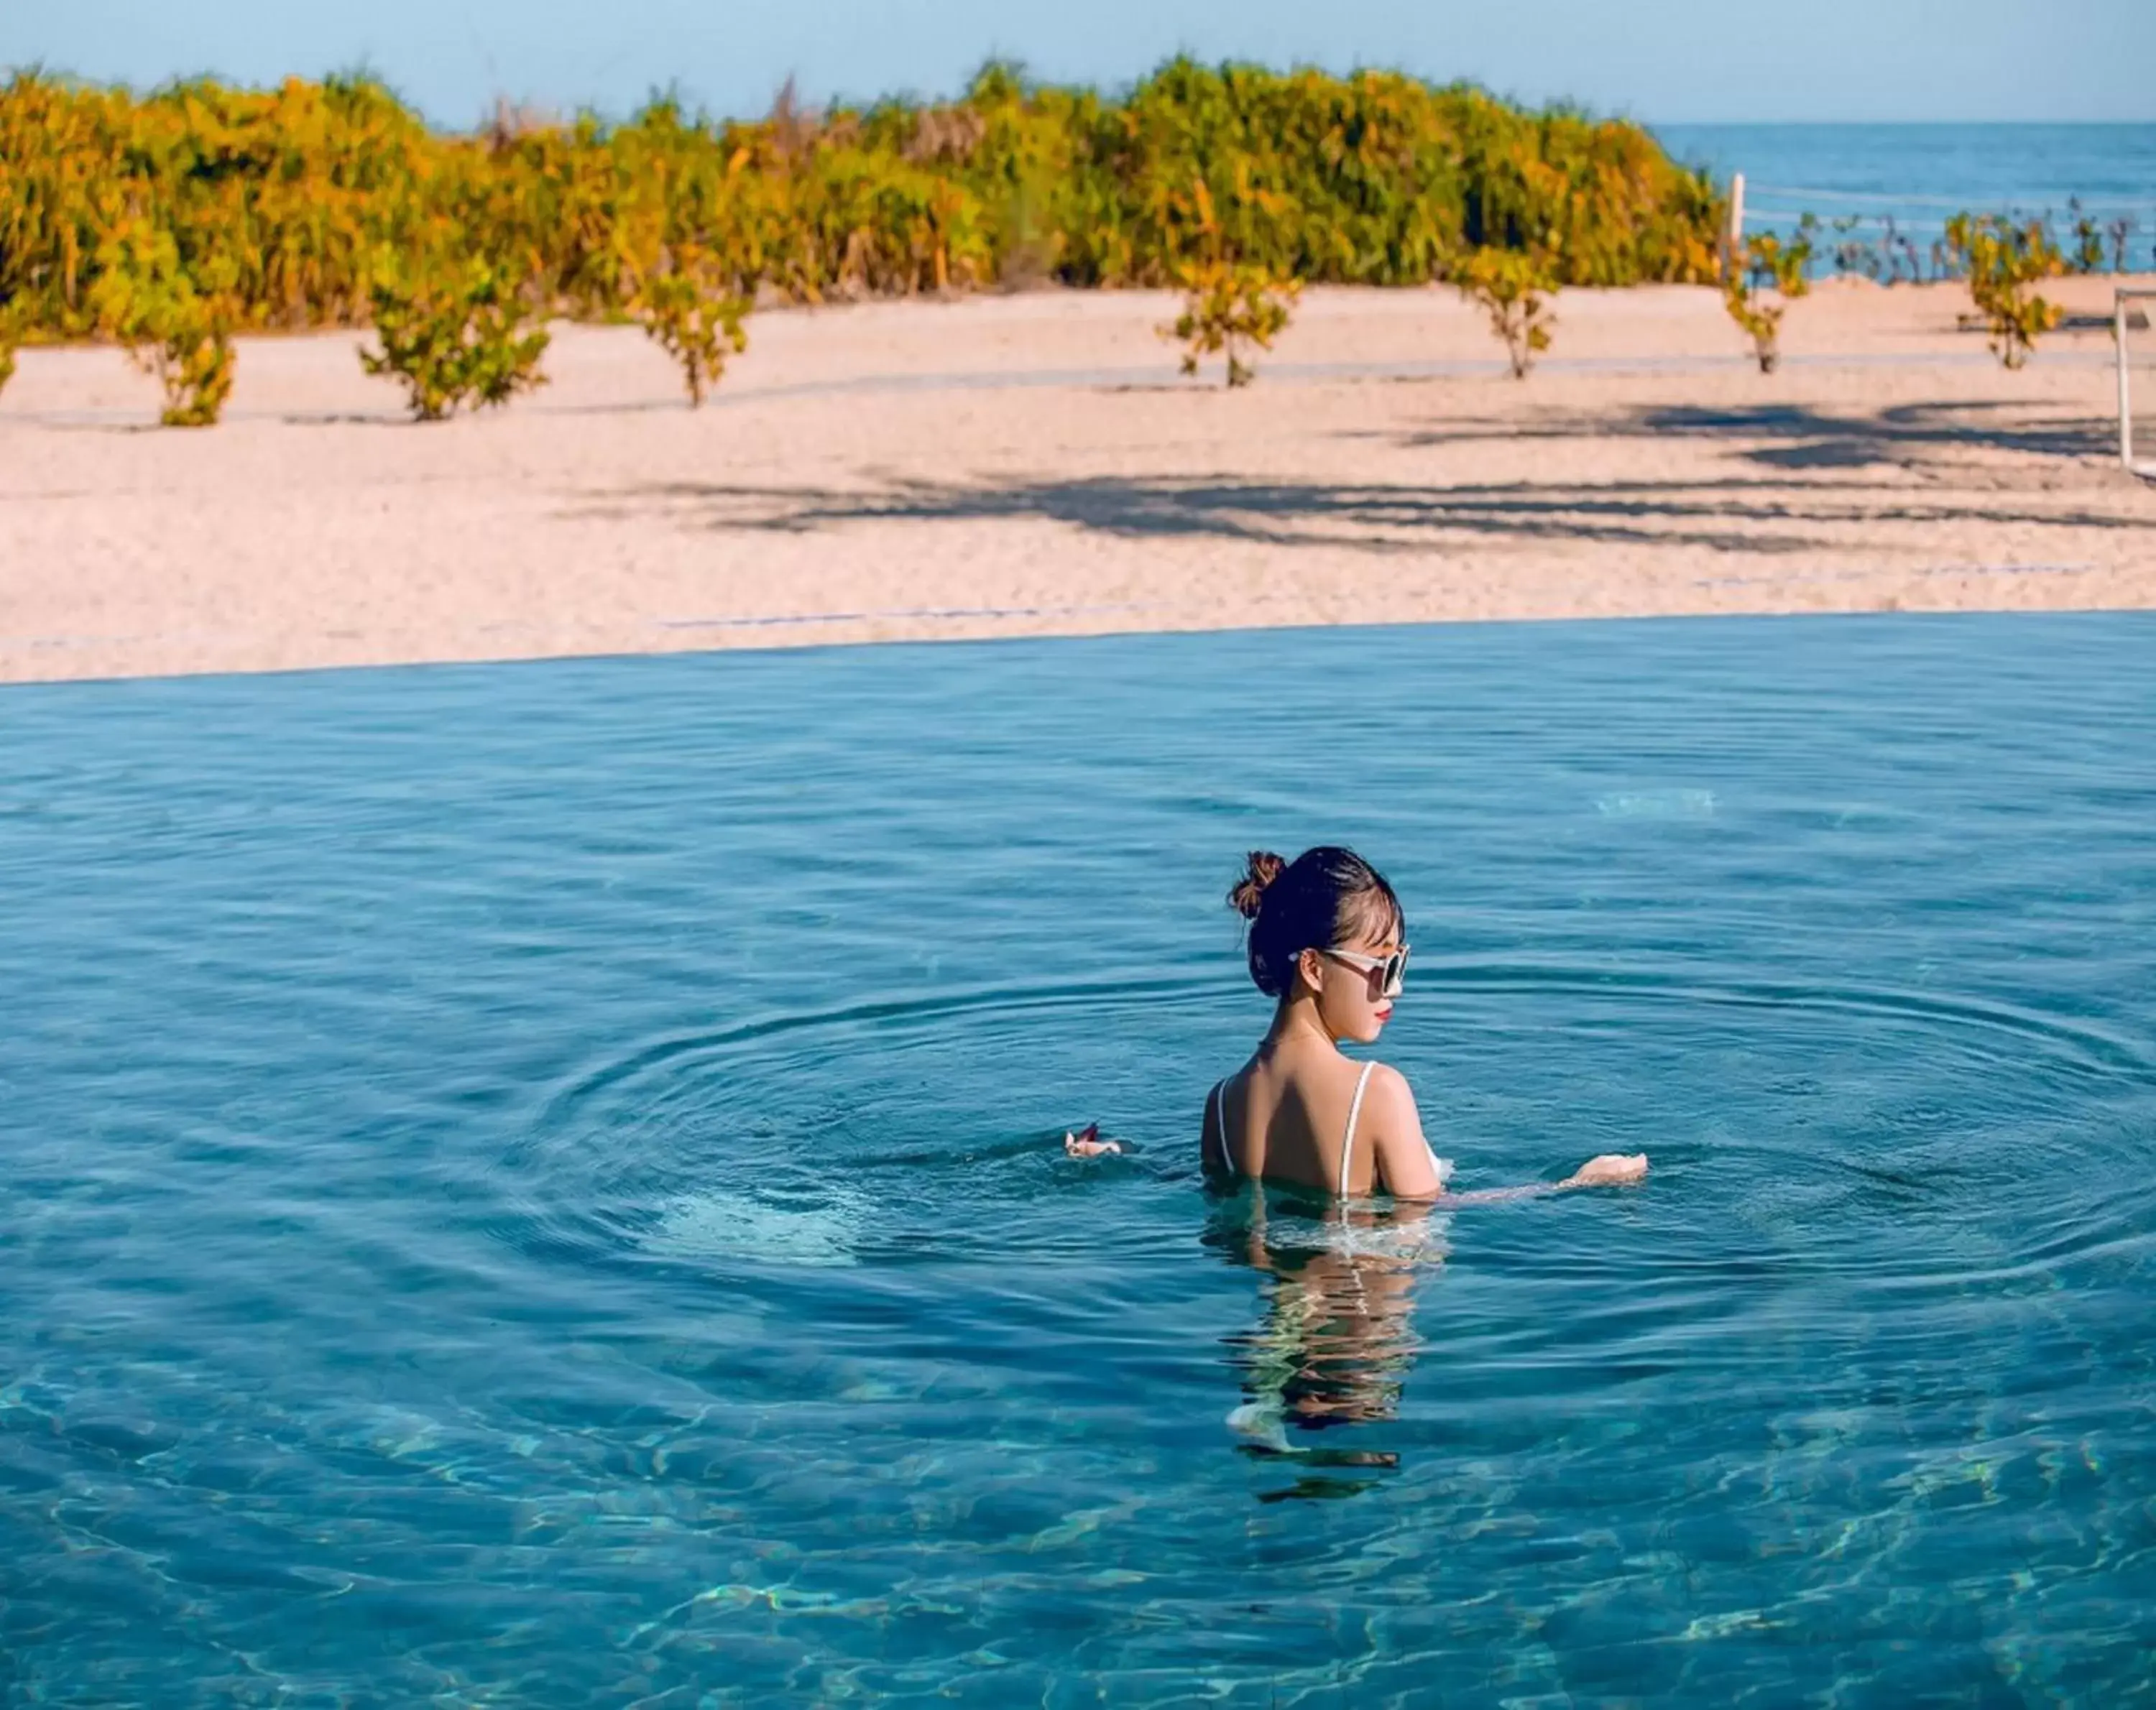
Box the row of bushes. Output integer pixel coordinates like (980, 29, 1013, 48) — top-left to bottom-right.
(0, 63, 2099, 417)
(0, 61, 1726, 419)
(1715, 212, 2080, 376)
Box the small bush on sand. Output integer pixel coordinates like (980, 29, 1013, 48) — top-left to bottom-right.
(88, 216, 239, 425)
(1168, 256, 1299, 387)
(1946, 213, 2063, 371)
(1722, 228, 1812, 374)
(1155, 175, 1300, 387)
(361, 247, 550, 420)
(1457, 248, 1555, 377)
(635, 251, 750, 405)
(145, 319, 236, 426)
(614, 106, 760, 405)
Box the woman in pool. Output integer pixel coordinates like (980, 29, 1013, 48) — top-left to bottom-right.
(1200, 846, 1647, 1200)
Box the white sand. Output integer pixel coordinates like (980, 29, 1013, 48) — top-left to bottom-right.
(4, 276, 2152, 683)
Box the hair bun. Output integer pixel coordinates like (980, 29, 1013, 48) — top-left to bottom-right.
(1227, 849, 1286, 920)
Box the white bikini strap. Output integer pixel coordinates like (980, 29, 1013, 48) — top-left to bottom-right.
(1339, 1061, 1376, 1198)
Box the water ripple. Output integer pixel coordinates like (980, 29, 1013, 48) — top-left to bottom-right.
(5, 614, 2156, 1704)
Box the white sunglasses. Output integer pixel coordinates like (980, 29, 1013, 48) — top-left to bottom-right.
(1318, 945, 1411, 999)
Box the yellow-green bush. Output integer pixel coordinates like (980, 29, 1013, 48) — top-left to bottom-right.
(0, 60, 1736, 417)
(0, 75, 433, 345)
(1457, 248, 1557, 377)
(0, 62, 1724, 315)
(1722, 230, 1812, 374)
(1151, 175, 1299, 384)
(88, 212, 240, 424)
(0, 300, 22, 395)
(361, 244, 550, 420)
(1167, 257, 1299, 387)
(1945, 213, 2063, 371)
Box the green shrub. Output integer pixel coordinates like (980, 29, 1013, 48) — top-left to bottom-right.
(359, 246, 550, 419)
(1722, 228, 1812, 374)
(1946, 213, 2063, 371)
(147, 321, 236, 425)
(1152, 174, 1300, 386)
(87, 211, 239, 425)
(1167, 255, 1298, 386)
(0, 64, 1727, 359)
(605, 100, 760, 402)
(1457, 247, 1555, 376)
(635, 248, 750, 405)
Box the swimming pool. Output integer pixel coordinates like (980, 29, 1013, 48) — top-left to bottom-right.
(4, 614, 2153, 1705)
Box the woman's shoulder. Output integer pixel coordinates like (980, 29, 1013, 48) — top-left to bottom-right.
(1348, 1058, 1419, 1122)
(1335, 1053, 1407, 1091)
(1204, 1062, 1253, 1134)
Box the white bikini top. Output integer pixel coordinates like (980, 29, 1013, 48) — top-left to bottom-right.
(1212, 1060, 1377, 1198)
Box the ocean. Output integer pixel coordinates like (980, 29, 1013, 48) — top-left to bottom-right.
(1654, 123, 2156, 269)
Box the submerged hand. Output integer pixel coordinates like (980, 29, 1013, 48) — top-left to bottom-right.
(1063, 1124, 1122, 1159)
(1561, 1153, 1649, 1188)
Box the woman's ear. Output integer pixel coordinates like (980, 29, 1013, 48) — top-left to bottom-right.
(1296, 946, 1326, 994)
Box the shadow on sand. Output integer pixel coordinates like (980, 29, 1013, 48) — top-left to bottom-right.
(1373, 397, 2119, 471)
(564, 397, 2141, 557)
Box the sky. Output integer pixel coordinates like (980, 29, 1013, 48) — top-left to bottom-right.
(6, 0, 2153, 128)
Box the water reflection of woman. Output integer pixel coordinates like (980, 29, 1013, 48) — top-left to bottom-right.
(1205, 1185, 1445, 1460)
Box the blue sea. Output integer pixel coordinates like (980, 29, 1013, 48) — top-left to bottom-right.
(4, 614, 2155, 1704)
(1654, 124, 2156, 272)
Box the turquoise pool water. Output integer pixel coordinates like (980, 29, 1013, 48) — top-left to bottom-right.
(4, 614, 2154, 1706)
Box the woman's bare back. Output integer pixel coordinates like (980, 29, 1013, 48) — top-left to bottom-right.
(1206, 1043, 1414, 1197)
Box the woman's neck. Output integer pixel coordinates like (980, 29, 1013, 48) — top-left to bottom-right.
(1259, 992, 1337, 1055)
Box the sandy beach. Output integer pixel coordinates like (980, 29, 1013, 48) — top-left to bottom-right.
(4, 274, 2152, 683)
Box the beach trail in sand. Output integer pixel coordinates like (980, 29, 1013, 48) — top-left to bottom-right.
(4, 276, 2152, 683)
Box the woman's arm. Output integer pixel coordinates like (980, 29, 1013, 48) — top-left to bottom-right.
(1419, 1155, 1649, 1203)
(1365, 1068, 1450, 1199)
(1436, 1154, 1649, 1201)
(1557, 1154, 1649, 1188)
(1368, 1071, 1648, 1200)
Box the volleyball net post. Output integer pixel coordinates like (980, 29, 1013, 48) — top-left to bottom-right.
(2114, 287, 2156, 481)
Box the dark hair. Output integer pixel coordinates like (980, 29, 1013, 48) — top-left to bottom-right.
(1227, 846, 1404, 997)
